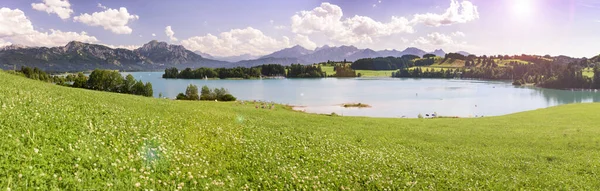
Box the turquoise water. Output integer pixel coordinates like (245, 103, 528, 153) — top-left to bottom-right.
(125, 72, 600, 118)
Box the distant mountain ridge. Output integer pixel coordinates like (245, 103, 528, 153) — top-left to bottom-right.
(0, 41, 477, 72)
(0, 41, 227, 72)
(258, 45, 449, 63)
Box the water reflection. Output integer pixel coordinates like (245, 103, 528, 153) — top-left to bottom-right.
(529, 87, 600, 105)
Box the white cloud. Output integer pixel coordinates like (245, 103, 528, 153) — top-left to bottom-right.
(165, 26, 178, 42)
(10, 29, 99, 47)
(411, 0, 479, 27)
(291, 2, 413, 44)
(152, 33, 156, 37)
(138, 35, 142, 37)
(0, 39, 12, 47)
(269, 20, 274, 25)
(0, 8, 35, 37)
(414, 32, 455, 46)
(0, 7, 98, 47)
(274, 25, 287, 30)
(181, 27, 296, 57)
(97, 3, 107, 10)
(452, 31, 465, 37)
(31, 0, 73, 20)
(372, 4, 377, 8)
(294, 34, 317, 50)
(73, 7, 139, 34)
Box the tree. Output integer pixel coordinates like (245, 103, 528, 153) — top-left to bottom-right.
(72, 73, 88, 88)
(200, 85, 213, 100)
(214, 88, 227, 100)
(132, 80, 146, 96)
(185, 84, 200, 100)
(122, 74, 136, 93)
(423, 54, 436, 59)
(593, 65, 600, 89)
(144, 82, 153, 97)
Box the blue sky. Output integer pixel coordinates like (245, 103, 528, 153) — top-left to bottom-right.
(1, 0, 599, 57)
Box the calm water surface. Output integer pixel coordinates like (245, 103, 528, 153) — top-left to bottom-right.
(124, 72, 600, 118)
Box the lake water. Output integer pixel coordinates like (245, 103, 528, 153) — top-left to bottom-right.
(124, 72, 600, 118)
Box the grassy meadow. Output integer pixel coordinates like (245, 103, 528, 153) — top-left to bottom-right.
(583, 67, 595, 78)
(1, 71, 600, 190)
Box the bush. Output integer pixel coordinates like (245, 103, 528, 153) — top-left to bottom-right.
(176, 93, 187, 100)
(418, 113, 424, 118)
(512, 79, 523, 86)
(220, 94, 237, 101)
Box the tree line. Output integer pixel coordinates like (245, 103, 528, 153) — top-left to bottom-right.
(176, 84, 236, 101)
(286, 64, 326, 78)
(351, 55, 424, 70)
(163, 64, 286, 79)
(392, 59, 600, 90)
(392, 68, 461, 78)
(12, 67, 153, 97)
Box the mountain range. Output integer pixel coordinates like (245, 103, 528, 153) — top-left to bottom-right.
(0, 40, 468, 72)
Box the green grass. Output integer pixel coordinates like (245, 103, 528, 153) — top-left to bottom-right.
(583, 67, 595, 78)
(1, 71, 600, 190)
(321, 66, 394, 77)
(321, 66, 336, 75)
(355, 70, 395, 77)
(433, 58, 466, 68)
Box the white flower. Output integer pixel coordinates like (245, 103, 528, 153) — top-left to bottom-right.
(135, 182, 141, 187)
(34, 148, 39, 153)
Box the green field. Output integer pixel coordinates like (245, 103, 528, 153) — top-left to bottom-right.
(1, 71, 600, 190)
(321, 66, 395, 77)
(583, 67, 595, 78)
(355, 70, 395, 77)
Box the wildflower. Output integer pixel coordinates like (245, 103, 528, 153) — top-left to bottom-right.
(135, 182, 141, 187)
(34, 148, 39, 153)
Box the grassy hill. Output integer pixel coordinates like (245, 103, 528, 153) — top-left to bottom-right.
(1, 71, 600, 190)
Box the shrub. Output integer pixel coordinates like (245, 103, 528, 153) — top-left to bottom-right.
(220, 94, 237, 101)
(176, 93, 187, 100)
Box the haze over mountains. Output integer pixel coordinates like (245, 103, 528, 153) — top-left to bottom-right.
(0, 40, 467, 72)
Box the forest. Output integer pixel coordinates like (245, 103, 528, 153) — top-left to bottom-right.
(286, 64, 326, 78)
(351, 55, 422, 70)
(392, 54, 600, 90)
(163, 64, 285, 79)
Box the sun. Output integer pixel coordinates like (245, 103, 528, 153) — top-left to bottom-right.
(512, 0, 534, 16)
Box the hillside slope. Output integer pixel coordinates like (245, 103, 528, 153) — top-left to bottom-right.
(0, 71, 599, 190)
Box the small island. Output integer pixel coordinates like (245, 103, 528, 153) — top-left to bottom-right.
(342, 103, 371, 108)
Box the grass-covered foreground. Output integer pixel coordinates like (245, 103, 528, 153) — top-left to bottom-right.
(1, 71, 600, 190)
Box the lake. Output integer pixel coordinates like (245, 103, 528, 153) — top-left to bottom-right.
(124, 72, 600, 118)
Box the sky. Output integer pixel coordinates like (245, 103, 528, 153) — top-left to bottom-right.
(0, 0, 599, 58)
